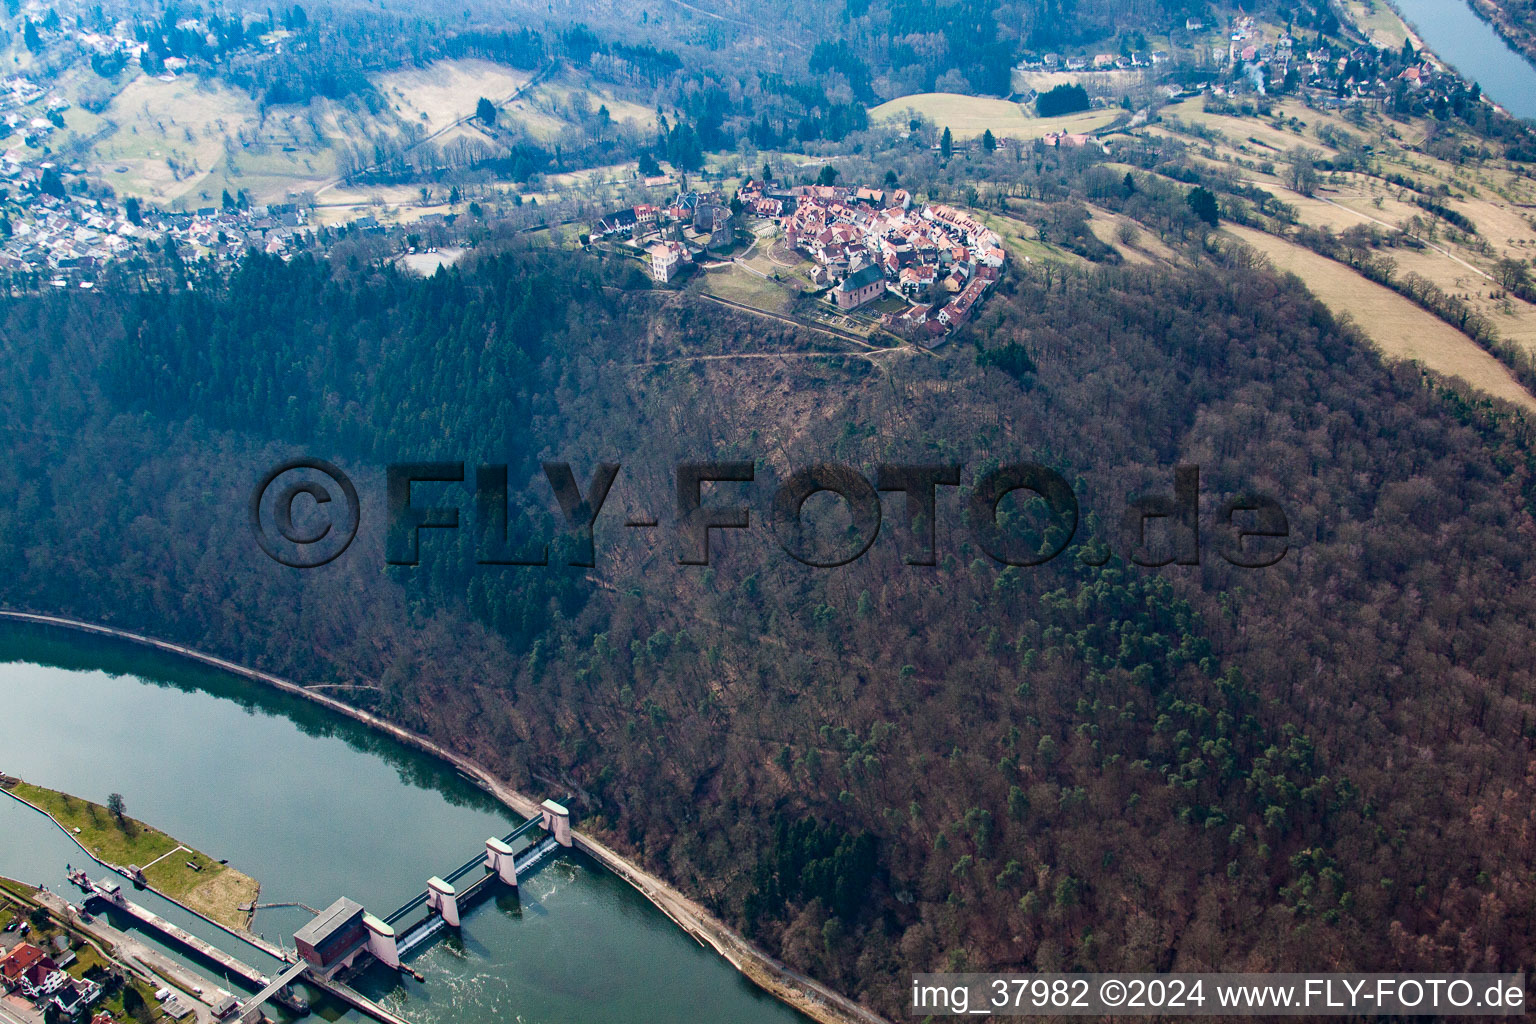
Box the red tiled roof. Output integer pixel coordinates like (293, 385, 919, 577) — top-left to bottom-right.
(1, 943, 46, 981)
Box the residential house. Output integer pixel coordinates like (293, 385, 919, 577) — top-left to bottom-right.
(19, 958, 68, 999)
(1, 942, 48, 991)
(647, 240, 689, 283)
(54, 977, 103, 1018)
(595, 208, 638, 237)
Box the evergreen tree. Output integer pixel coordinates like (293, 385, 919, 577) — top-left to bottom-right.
(39, 168, 65, 199)
(1037, 83, 1090, 116)
(1186, 185, 1219, 227)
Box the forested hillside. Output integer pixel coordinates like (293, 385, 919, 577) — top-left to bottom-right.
(2, 233, 1535, 1016)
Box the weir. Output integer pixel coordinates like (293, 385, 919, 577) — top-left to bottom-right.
(386, 813, 549, 935)
(380, 815, 544, 928)
(394, 832, 562, 957)
(105, 802, 575, 1024)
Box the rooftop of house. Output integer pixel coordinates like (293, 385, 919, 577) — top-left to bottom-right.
(1, 942, 48, 979)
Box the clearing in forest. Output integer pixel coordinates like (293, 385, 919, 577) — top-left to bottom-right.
(372, 59, 533, 137)
(869, 92, 1116, 139)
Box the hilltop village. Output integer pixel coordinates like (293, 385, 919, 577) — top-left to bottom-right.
(753, 182, 1006, 337)
(596, 182, 1007, 340)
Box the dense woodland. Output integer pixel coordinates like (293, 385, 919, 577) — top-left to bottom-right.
(4, 185, 1536, 1014)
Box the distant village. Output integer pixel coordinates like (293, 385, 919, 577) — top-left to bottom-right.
(0, 0, 321, 287)
(1202, 14, 1451, 102)
(0, 171, 316, 286)
(0, 0, 1486, 294)
(1012, 12, 1464, 110)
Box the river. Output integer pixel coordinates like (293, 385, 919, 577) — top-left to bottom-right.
(0, 619, 811, 1024)
(1393, 0, 1536, 120)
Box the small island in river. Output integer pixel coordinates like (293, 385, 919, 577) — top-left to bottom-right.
(0, 775, 259, 931)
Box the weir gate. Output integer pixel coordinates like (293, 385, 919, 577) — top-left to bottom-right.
(232, 798, 574, 1024)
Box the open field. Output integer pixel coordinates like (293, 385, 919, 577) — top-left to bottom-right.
(1224, 223, 1536, 412)
(1392, 246, 1536, 359)
(79, 72, 363, 206)
(1133, 91, 1536, 377)
(3, 778, 258, 929)
(869, 92, 1117, 139)
(89, 74, 261, 203)
(1159, 97, 1337, 158)
(513, 75, 658, 139)
(1012, 68, 1151, 95)
(372, 59, 533, 136)
(77, 59, 544, 207)
(1236, 184, 1536, 361)
(699, 263, 800, 313)
(737, 241, 813, 283)
(1084, 204, 1178, 265)
(1342, 0, 1414, 48)
(496, 95, 568, 139)
(979, 209, 1083, 265)
(196, 140, 341, 207)
(400, 248, 466, 275)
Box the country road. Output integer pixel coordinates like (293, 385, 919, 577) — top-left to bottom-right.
(658, 0, 806, 51)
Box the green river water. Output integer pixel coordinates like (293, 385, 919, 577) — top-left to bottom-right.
(0, 619, 810, 1024)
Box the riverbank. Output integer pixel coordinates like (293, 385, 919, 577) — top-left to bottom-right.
(1465, 0, 1536, 72)
(0, 610, 890, 1024)
(1384, 0, 1536, 120)
(0, 776, 258, 931)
